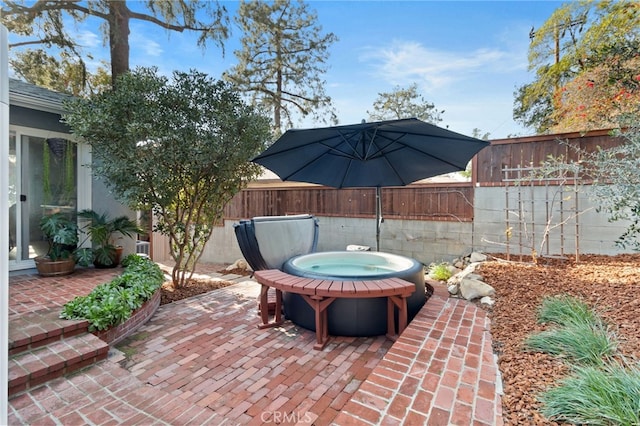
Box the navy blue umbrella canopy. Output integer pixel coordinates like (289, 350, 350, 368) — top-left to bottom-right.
(252, 118, 490, 250)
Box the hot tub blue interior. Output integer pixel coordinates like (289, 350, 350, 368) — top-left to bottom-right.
(282, 251, 427, 337)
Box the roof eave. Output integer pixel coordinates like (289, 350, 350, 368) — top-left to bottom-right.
(9, 91, 67, 115)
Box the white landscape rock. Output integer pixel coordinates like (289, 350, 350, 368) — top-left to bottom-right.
(226, 258, 251, 271)
(459, 278, 496, 301)
(428, 251, 498, 302)
(447, 264, 462, 276)
(470, 252, 488, 263)
(448, 262, 482, 284)
(466, 273, 485, 281)
(480, 296, 495, 307)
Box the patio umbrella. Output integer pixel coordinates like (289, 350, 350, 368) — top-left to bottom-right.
(252, 118, 490, 251)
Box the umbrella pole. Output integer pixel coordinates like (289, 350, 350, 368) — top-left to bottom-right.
(376, 187, 382, 251)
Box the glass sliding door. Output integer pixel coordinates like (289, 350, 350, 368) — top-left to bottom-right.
(8, 131, 78, 268)
(8, 133, 16, 261)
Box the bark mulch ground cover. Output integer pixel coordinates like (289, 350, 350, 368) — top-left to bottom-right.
(479, 253, 640, 425)
(159, 267, 250, 305)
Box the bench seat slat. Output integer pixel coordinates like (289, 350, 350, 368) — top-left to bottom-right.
(313, 280, 334, 297)
(300, 278, 325, 294)
(385, 277, 415, 295)
(353, 280, 374, 294)
(340, 280, 357, 294)
(360, 280, 387, 296)
(280, 277, 317, 295)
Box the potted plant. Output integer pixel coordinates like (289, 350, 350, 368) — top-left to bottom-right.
(35, 213, 93, 276)
(77, 209, 142, 268)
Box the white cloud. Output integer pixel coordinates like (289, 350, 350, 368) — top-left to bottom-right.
(76, 30, 101, 49)
(130, 24, 163, 58)
(360, 39, 520, 91)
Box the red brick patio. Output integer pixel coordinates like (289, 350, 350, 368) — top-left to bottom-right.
(8, 265, 503, 425)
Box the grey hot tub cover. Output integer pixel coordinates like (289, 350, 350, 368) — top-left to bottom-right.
(234, 214, 319, 271)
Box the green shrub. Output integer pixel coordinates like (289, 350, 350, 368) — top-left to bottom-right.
(526, 295, 617, 366)
(60, 255, 165, 331)
(537, 295, 599, 327)
(525, 321, 617, 366)
(428, 262, 452, 281)
(540, 361, 640, 425)
(527, 294, 639, 423)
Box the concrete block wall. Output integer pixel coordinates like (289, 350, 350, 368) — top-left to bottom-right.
(314, 217, 474, 266)
(173, 185, 635, 267)
(473, 186, 632, 257)
(196, 216, 474, 267)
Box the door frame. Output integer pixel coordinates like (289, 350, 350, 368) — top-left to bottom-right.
(9, 125, 92, 271)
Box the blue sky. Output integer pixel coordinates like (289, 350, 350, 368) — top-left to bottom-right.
(10, 1, 565, 138)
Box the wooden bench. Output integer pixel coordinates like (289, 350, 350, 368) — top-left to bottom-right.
(253, 269, 416, 350)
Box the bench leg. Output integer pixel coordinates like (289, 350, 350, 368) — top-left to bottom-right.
(386, 295, 409, 340)
(257, 284, 284, 329)
(301, 295, 335, 350)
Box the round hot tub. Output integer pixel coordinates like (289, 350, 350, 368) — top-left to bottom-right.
(282, 251, 427, 336)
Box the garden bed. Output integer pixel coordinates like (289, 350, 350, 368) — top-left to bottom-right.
(479, 254, 640, 425)
(93, 288, 161, 345)
(159, 267, 249, 305)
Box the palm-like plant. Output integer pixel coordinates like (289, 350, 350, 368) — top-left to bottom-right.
(77, 209, 142, 266)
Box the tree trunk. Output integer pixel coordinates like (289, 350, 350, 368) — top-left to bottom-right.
(274, 67, 282, 131)
(108, 1, 131, 86)
(274, 38, 282, 131)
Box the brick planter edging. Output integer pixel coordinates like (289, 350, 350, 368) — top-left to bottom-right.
(92, 288, 161, 346)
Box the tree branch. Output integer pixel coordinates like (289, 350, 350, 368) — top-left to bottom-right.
(126, 9, 211, 33)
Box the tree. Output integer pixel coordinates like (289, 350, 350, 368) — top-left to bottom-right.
(224, 0, 338, 134)
(588, 122, 640, 251)
(549, 38, 640, 133)
(63, 67, 272, 287)
(2, 0, 229, 86)
(367, 83, 444, 124)
(11, 48, 111, 96)
(514, 1, 640, 133)
(471, 128, 491, 140)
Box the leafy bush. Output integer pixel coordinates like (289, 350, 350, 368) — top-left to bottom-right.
(428, 262, 452, 281)
(540, 361, 640, 425)
(60, 255, 164, 331)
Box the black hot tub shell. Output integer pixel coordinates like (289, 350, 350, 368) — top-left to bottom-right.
(282, 251, 427, 337)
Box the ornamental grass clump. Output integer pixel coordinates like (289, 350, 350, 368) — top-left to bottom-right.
(540, 361, 640, 426)
(525, 321, 617, 366)
(60, 254, 164, 331)
(537, 294, 599, 327)
(525, 294, 640, 425)
(525, 295, 617, 366)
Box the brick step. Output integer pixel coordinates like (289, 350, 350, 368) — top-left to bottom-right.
(8, 332, 109, 397)
(9, 309, 89, 355)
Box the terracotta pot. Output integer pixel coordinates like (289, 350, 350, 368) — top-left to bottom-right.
(34, 256, 76, 277)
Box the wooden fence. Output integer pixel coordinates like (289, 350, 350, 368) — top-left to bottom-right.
(222, 128, 624, 224)
(476, 128, 623, 185)
(224, 183, 475, 222)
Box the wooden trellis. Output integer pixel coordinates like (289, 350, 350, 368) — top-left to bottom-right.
(502, 164, 582, 262)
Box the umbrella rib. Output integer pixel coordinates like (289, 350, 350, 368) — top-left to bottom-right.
(367, 132, 477, 184)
